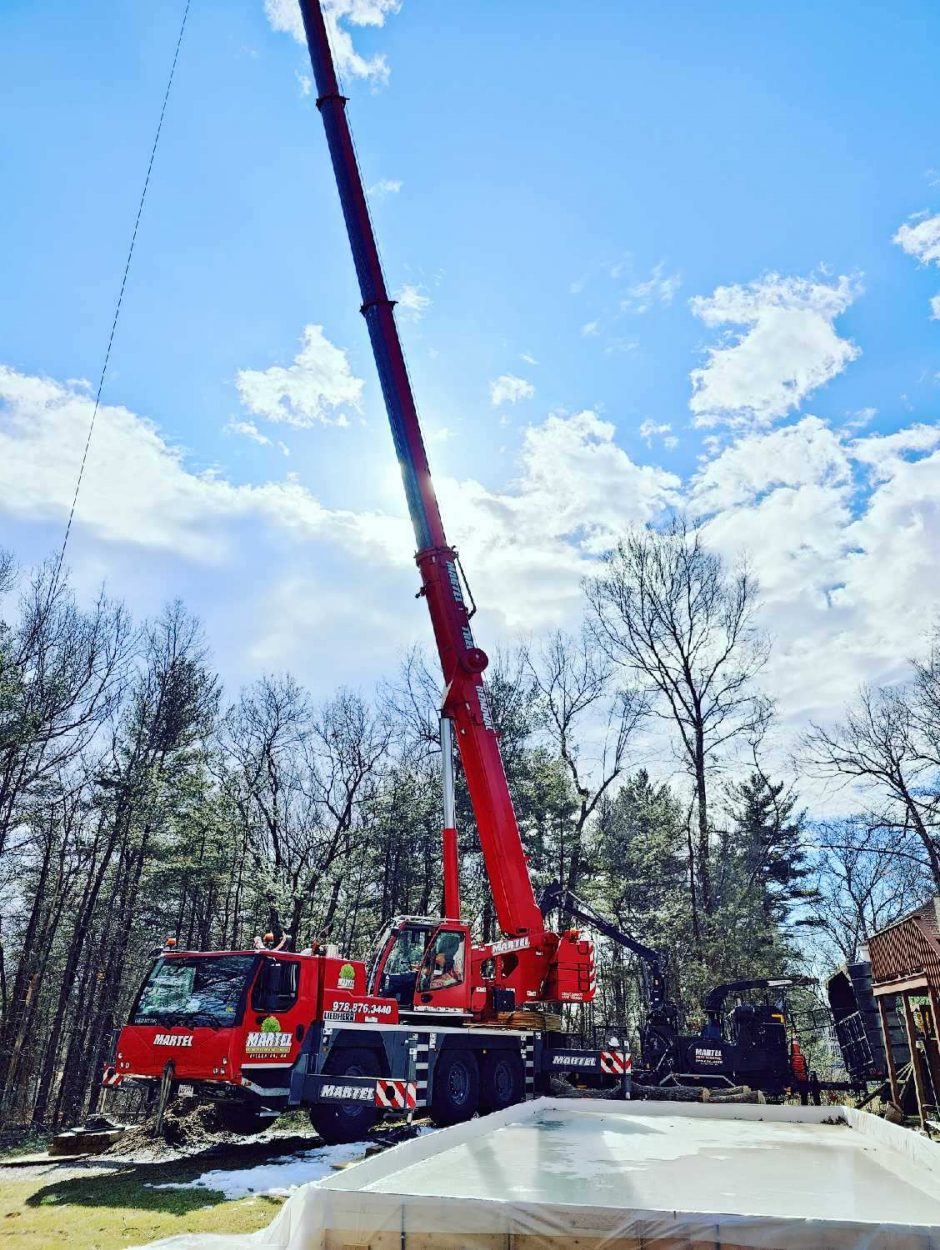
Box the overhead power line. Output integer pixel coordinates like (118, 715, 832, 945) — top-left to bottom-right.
(52, 0, 193, 586)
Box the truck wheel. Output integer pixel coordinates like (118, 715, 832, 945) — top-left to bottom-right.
(479, 1050, 524, 1114)
(309, 1046, 382, 1145)
(430, 1048, 479, 1126)
(215, 1103, 270, 1135)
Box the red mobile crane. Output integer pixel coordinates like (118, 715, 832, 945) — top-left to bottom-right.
(109, 1, 623, 1143)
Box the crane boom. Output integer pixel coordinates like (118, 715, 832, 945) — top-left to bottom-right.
(299, 1, 543, 937)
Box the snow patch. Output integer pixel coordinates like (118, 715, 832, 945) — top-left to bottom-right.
(152, 1141, 365, 1199)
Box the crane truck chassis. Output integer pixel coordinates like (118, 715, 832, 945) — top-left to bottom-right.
(110, 939, 629, 1142)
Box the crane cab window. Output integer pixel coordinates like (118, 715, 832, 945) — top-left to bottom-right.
(419, 930, 466, 992)
(379, 924, 433, 1005)
(251, 958, 299, 1014)
(383, 926, 433, 977)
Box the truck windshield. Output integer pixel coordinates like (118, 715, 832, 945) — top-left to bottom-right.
(131, 954, 256, 1028)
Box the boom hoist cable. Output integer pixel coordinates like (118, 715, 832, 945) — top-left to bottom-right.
(50, 0, 192, 588)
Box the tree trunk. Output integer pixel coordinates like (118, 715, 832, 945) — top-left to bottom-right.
(694, 729, 711, 915)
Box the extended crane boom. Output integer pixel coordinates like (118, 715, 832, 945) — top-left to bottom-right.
(299, 1, 543, 938)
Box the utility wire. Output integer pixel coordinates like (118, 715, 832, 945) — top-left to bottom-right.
(51, 0, 192, 587)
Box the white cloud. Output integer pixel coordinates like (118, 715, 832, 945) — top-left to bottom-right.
(689, 273, 860, 428)
(438, 410, 679, 626)
(236, 325, 363, 428)
(691, 416, 851, 513)
(603, 338, 638, 356)
(893, 211, 940, 266)
(227, 418, 272, 447)
(0, 365, 676, 638)
(394, 283, 431, 320)
(249, 411, 680, 666)
(520, 353, 538, 366)
(0, 365, 353, 562)
(263, 0, 401, 85)
(226, 419, 290, 456)
(5, 348, 940, 793)
(295, 71, 312, 97)
(849, 423, 940, 481)
(692, 413, 940, 730)
(621, 263, 681, 314)
(638, 419, 673, 447)
(581, 321, 600, 337)
(894, 213, 940, 319)
(844, 406, 877, 431)
(490, 374, 535, 407)
(368, 178, 402, 199)
(331, 0, 400, 24)
(835, 439, 940, 666)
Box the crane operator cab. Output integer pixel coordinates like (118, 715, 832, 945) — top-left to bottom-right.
(368, 917, 471, 1016)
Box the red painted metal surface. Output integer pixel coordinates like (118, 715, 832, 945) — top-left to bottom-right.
(113, 950, 399, 1084)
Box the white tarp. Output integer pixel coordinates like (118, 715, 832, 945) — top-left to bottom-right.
(133, 1099, 940, 1250)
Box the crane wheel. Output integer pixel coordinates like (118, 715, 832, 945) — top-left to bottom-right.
(309, 1046, 383, 1145)
(479, 1050, 524, 1114)
(430, 1048, 479, 1126)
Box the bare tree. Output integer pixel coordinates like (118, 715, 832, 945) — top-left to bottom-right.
(804, 684, 940, 891)
(912, 633, 940, 770)
(586, 517, 769, 927)
(222, 679, 391, 946)
(286, 690, 391, 941)
(0, 559, 132, 858)
(53, 602, 219, 1125)
(807, 818, 932, 965)
(522, 628, 647, 894)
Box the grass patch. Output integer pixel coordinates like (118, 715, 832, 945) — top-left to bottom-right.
(0, 1131, 52, 1161)
(0, 1158, 286, 1249)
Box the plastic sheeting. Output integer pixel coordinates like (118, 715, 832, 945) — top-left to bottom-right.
(133, 1098, 940, 1250)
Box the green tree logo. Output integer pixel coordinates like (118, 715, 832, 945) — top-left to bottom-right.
(260, 1015, 280, 1033)
(338, 963, 355, 988)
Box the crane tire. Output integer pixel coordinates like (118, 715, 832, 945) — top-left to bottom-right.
(479, 1050, 524, 1114)
(309, 1046, 383, 1144)
(430, 1047, 479, 1126)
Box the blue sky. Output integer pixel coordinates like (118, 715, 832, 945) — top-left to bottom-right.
(2, 0, 940, 769)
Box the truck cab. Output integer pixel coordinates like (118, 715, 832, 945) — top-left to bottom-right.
(113, 946, 397, 1130)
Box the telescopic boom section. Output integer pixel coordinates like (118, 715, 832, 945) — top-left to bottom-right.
(299, 0, 544, 938)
